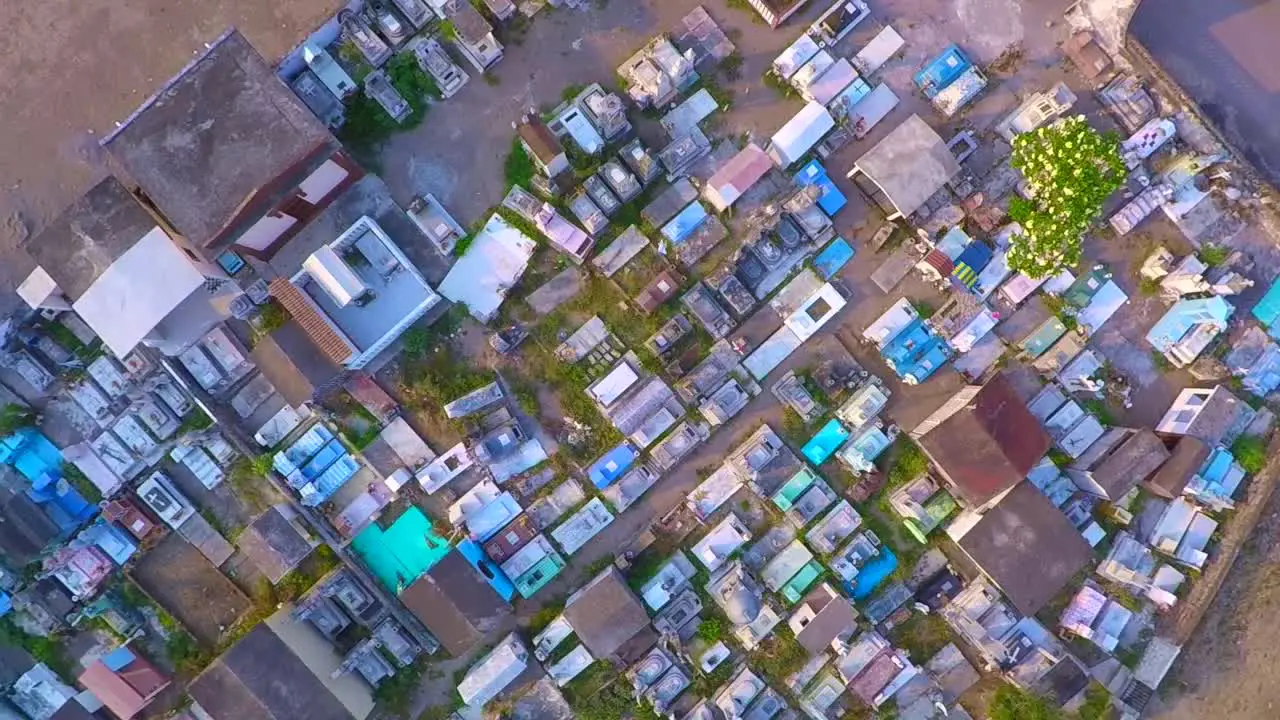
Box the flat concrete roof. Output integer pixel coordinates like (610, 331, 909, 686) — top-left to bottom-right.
(853, 114, 960, 217)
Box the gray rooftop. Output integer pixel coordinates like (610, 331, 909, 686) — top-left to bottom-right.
(189, 624, 357, 720)
(854, 114, 960, 218)
(23, 176, 158, 301)
(956, 483, 1093, 615)
(563, 567, 651, 660)
(236, 506, 317, 583)
(101, 29, 335, 252)
(250, 320, 343, 407)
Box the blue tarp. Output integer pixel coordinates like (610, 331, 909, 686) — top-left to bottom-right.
(849, 547, 897, 600)
(457, 538, 516, 601)
(813, 238, 855, 280)
(0, 591, 10, 617)
(1254, 278, 1280, 328)
(913, 44, 972, 98)
(882, 320, 952, 383)
(661, 202, 709, 244)
(802, 419, 851, 466)
(794, 160, 848, 216)
(588, 442, 638, 489)
(952, 243, 993, 289)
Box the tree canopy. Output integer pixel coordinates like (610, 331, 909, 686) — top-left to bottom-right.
(1006, 116, 1126, 279)
(989, 684, 1063, 720)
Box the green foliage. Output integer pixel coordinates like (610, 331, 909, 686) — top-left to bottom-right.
(696, 616, 725, 643)
(884, 438, 929, 488)
(719, 52, 744, 82)
(887, 612, 954, 661)
(1138, 275, 1162, 296)
(582, 554, 616, 577)
(911, 301, 935, 319)
(1007, 117, 1126, 279)
(176, 409, 214, 436)
(1231, 435, 1268, 475)
(561, 83, 587, 103)
(780, 407, 810, 447)
(0, 618, 72, 678)
(525, 597, 566, 634)
(338, 52, 440, 162)
(0, 404, 36, 436)
(762, 70, 798, 99)
(1076, 682, 1117, 720)
(1079, 397, 1115, 427)
(276, 545, 341, 602)
(988, 683, 1063, 720)
(439, 20, 459, 41)
(1047, 448, 1072, 468)
(563, 662, 643, 720)
(749, 626, 808, 688)
(254, 300, 290, 340)
(505, 137, 537, 189)
(166, 627, 213, 676)
(336, 41, 373, 83)
(61, 463, 101, 503)
(691, 660, 735, 697)
(1199, 243, 1229, 267)
(228, 456, 275, 514)
(375, 658, 429, 715)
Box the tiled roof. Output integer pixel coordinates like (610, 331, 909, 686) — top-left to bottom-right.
(268, 278, 355, 365)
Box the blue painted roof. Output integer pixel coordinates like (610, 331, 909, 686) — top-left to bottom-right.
(794, 160, 848, 216)
(102, 647, 136, 672)
(1254, 277, 1280, 327)
(914, 44, 972, 98)
(588, 442, 638, 489)
(1145, 297, 1233, 352)
(661, 202, 709, 244)
(883, 320, 952, 382)
(457, 539, 517, 601)
(802, 419, 851, 465)
(952, 243, 993, 289)
(813, 238, 855, 279)
(849, 547, 897, 600)
(0, 591, 10, 617)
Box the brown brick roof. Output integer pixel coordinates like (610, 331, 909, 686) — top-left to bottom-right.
(919, 373, 1051, 506)
(268, 278, 355, 365)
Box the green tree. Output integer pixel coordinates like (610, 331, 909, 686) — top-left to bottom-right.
(1007, 116, 1126, 279)
(989, 684, 1062, 720)
(0, 404, 36, 435)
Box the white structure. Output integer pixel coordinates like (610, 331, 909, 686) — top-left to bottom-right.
(457, 633, 530, 708)
(303, 43, 357, 99)
(551, 498, 615, 555)
(438, 214, 537, 322)
(784, 283, 847, 341)
(852, 26, 905, 76)
(769, 102, 836, 167)
(691, 513, 752, 573)
(136, 470, 195, 529)
(772, 33, 822, 80)
(276, 215, 442, 370)
(862, 298, 918, 348)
